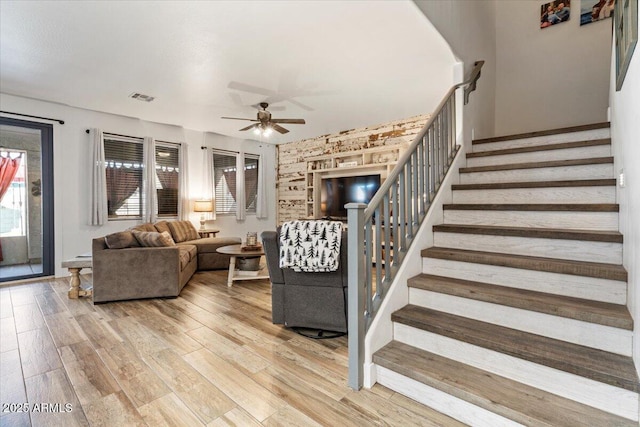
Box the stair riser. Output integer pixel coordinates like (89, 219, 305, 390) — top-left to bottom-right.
(443, 210, 619, 231)
(460, 163, 613, 184)
(409, 289, 632, 356)
(394, 324, 639, 421)
(376, 366, 523, 427)
(433, 232, 622, 264)
(466, 145, 610, 167)
(452, 186, 615, 204)
(422, 258, 627, 304)
(472, 129, 610, 152)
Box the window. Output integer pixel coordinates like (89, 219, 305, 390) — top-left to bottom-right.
(213, 151, 237, 215)
(244, 154, 259, 214)
(212, 151, 260, 215)
(0, 150, 27, 237)
(104, 136, 143, 219)
(155, 142, 180, 217)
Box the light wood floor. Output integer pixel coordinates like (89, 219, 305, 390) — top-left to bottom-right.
(0, 271, 465, 427)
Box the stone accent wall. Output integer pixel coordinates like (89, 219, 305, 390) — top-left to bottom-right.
(277, 114, 430, 223)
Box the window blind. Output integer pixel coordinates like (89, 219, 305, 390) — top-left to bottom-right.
(104, 136, 143, 218)
(244, 154, 259, 213)
(155, 142, 180, 217)
(212, 151, 237, 214)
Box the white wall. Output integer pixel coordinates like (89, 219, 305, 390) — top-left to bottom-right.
(609, 13, 640, 376)
(495, 0, 612, 136)
(0, 93, 277, 278)
(414, 0, 497, 142)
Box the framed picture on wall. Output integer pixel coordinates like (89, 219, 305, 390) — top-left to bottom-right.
(615, 0, 638, 90)
(581, 0, 615, 25)
(541, 0, 571, 29)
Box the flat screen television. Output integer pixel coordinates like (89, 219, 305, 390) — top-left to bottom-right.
(320, 174, 381, 219)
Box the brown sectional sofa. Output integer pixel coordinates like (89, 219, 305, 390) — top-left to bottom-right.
(92, 220, 240, 303)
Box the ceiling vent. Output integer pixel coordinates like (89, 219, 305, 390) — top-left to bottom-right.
(129, 92, 155, 102)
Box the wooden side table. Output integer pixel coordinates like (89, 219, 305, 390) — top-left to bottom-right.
(198, 227, 220, 238)
(216, 244, 269, 287)
(61, 256, 93, 299)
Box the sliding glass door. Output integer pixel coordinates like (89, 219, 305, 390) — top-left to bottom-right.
(0, 117, 54, 281)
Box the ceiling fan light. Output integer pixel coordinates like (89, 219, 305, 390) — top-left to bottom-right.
(222, 102, 302, 136)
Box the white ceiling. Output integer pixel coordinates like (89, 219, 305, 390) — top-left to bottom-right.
(0, 0, 455, 144)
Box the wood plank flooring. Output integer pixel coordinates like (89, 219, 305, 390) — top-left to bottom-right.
(0, 271, 463, 426)
(459, 156, 613, 173)
(466, 139, 611, 157)
(471, 122, 610, 144)
(391, 305, 639, 392)
(421, 247, 628, 281)
(408, 274, 633, 329)
(374, 341, 636, 427)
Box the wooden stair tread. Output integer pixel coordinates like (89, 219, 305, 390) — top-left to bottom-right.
(391, 306, 640, 392)
(472, 123, 610, 145)
(459, 156, 613, 173)
(408, 273, 632, 329)
(467, 139, 610, 158)
(432, 224, 623, 242)
(374, 341, 636, 426)
(452, 179, 615, 191)
(443, 203, 619, 212)
(421, 247, 627, 281)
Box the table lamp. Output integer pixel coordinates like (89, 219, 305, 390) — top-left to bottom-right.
(193, 199, 214, 230)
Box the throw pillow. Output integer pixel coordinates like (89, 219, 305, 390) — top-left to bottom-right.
(104, 231, 140, 249)
(167, 220, 200, 243)
(154, 220, 171, 234)
(132, 230, 176, 247)
(130, 223, 157, 233)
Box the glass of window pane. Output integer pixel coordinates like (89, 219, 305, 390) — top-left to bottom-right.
(156, 143, 179, 217)
(104, 138, 144, 219)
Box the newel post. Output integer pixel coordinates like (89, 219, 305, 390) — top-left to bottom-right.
(346, 202, 366, 390)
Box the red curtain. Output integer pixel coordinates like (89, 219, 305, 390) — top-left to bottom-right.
(106, 167, 140, 215)
(0, 156, 22, 262)
(0, 156, 21, 200)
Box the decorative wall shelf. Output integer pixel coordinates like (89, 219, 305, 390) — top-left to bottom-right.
(305, 145, 406, 218)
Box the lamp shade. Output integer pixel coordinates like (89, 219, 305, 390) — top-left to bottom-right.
(193, 199, 214, 213)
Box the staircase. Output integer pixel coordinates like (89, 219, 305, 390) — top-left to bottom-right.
(372, 123, 640, 426)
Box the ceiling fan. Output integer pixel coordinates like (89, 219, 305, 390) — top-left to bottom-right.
(221, 102, 305, 136)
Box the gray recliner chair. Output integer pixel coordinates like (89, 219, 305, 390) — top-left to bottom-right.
(261, 228, 348, 335)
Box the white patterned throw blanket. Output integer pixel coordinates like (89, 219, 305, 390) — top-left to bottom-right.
(279, 220, 343, 272)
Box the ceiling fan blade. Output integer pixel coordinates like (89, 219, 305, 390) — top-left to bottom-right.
(239, 123, 260, 132)
(286, 98, 314, 112)
(228, 81, 275, 96)
(228, 92, 245, 107)
(221, 116, 257, 121)
(271, 123, 290, 134)
(270, 118, 306, 124)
